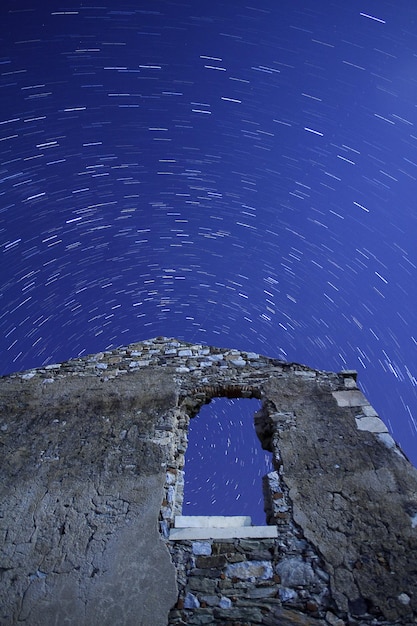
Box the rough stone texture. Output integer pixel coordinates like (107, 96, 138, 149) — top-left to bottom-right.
(0, 363, 178, 625)
(1, 336, 417, 625)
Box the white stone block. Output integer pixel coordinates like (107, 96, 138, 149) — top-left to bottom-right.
(21, 372, 36, 380)
(355, 416, 389, 433)
(344, 378, 357, 389)
(231, 359, 246, 367)
(192, 541, 212, 555)
(377, 433, 396, 448)
(169, 526, 278, 540)
(226, 560, 273, 580)
(294, 370, 316, 378)
(362, 404, 379, 417)
(377, 433, 406, 459)
(332, 390, 369, 407)
(174, 515, 251, 528)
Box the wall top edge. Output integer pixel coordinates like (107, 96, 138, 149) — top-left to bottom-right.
(0, 335, 353, 382)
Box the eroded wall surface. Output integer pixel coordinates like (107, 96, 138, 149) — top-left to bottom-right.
(1, 337, 417, 625)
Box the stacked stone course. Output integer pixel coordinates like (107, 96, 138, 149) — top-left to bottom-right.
(167, 530, 335, 625)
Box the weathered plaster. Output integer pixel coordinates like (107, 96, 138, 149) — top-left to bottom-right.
(0, 364, 178, 625)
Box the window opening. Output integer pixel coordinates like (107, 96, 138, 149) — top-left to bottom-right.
(182, 397, 273, 525)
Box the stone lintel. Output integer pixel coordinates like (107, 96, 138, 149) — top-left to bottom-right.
(169, 526, 278, 540)
(174, 515, 252, 528)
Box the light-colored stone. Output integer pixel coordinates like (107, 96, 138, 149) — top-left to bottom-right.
(332, 390, 369, 407)
(170, 526, 278, 540)
(398, 592, 411, 605)
(355, 415, 389, 433)
(230, 358, 246, 367)
(294, 370, 316, 378)
(192, 541, 212, 556)
(22, 372, 36, 380)
(279, 587, 297, 602)
(344, 378, 357, 389)
(184, 592, 200, 608)
(174, 515, 252, 528)
(219, 596, 232, 608)
(377, 432, 396, 449)
(361, 404, 379, 417)
(136, 360, 151, 367)
(276, 557, 315, 587)
(207, 354, 224, 361)
(225, 560, 273, 580)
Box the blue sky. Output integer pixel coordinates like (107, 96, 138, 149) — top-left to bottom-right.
(1, 2, 417, 518)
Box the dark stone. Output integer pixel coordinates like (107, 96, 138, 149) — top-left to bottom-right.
(212, 542, 236, 554)
(213, 606, 264, 623)
(268, 607, 328, 625)
(196, 555, 227, 569)
(184, 608, 215, 625)
(245, 586, 278, 599)
(188, 578, 218, 594)
(189, 568, 222, 579)
(348, 596, 368, 616)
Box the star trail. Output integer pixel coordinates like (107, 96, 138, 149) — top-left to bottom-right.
(1, 2, 417, 518)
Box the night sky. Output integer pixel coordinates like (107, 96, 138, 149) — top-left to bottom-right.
(1, 2, 417, 522)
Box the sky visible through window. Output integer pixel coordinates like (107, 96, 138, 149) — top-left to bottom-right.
(182, 397, 273, 526)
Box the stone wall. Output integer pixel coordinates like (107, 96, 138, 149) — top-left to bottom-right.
(1, 336, 417, 625)
(168, 535, 332, 626)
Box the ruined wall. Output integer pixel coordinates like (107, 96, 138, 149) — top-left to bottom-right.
(1, 337, 417, 625)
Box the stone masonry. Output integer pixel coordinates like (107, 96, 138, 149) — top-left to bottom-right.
(1, 336, 417, 625)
